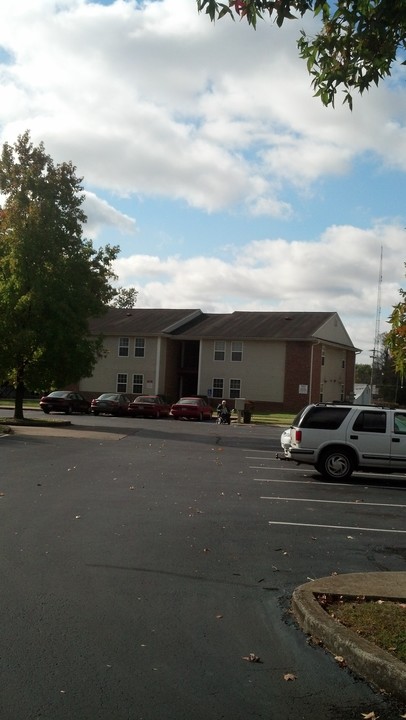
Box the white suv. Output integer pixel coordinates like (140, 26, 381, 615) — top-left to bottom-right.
(279, 403, 406, 481)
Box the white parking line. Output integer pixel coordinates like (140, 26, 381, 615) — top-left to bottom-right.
(268, 521, 406, 533)
(254, 477, 406, 490)
(261, 496, 406, 508)
(250, 465, 305, 471)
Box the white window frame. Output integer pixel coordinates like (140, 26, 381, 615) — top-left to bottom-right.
(117, 373, 127, 392)
(229, 379, 241, 399)
(118, 337, 129, 357)
(135, 338, 145, 358)
(133, 374, 143, 394)
(214, 341, 225, 361)
(212, 378, 224, 399)
(231, 341, 243, 362)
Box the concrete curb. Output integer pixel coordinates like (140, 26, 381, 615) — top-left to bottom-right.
(292, 573, 406, 702)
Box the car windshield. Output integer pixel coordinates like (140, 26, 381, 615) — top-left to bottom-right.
(135, 397, 154, 403)
(177, 398, 199, 405)
(48, 391, 68, 398)
(99, 394, 118, 400)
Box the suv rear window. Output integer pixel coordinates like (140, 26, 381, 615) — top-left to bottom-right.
(298, 406, 351, 430)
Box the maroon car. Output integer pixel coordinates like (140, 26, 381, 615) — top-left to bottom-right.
(170, 397, 213, 421)
(128, 395, 171, 419)
(39, 391, 91, 415)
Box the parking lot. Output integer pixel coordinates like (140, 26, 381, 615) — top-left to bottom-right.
(1, 414, 405, 720)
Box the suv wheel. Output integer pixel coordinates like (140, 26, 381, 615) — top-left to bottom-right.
(316, 448, 354, 481)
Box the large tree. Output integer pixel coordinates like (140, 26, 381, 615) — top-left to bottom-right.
(197, 1, 406, 108)
(385, 269, 406, 390)
(0, 131, 119, 420)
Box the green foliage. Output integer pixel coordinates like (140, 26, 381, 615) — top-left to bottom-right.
(354, 363, 372, 384)
(110, 286, 138, 309)
(385, 264, 406, 384)
(0, 131, 119, 417)
(197, 1, 406, 107)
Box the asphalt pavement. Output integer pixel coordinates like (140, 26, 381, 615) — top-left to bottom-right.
(2, 414, 406, 713)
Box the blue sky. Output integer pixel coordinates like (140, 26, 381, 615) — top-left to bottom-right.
(1, 0, 406, 363)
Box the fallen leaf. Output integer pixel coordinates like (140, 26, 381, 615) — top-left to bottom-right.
(334, 655, 347, 667)
(283, 673, 297, 681)
(242, 653, 262, 663)
(203, 547, 211, 552)
(216, 614, 223, 619)
(361, 713, 379, 720)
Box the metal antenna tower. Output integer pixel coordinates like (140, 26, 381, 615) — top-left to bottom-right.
(370, 245, 383, 389)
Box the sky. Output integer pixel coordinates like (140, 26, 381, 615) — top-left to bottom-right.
(1, 0, 406, 363)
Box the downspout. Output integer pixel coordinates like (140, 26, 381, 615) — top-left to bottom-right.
(309, 341, 318, 403)
(155, 337, 161, 394)
(197, 340, 202, 395)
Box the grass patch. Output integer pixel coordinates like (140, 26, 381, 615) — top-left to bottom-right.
(327, 598, 406, 663)
(0, 416, 70, 428)
(251, 413, 295, 425)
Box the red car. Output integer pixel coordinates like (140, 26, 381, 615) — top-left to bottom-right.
(170, 397, 213, 422)
(39, 391, 91, 415)
(128, 395, 171, 419)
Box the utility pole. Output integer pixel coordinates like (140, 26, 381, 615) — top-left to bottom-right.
(370, 245, 383, 395)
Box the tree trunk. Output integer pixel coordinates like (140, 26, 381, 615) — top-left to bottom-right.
(14, 380, 25, 420)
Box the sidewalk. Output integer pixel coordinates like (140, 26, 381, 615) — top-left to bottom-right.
(292, 572, 406, 702)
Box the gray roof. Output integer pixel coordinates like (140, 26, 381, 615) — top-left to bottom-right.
(89, 308, 202, 335)
(89, 308, 354, 345)
(170, 311, 338, 340)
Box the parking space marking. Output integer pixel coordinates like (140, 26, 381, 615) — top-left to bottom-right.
(268, 521, 406, 534)
(261, 496, 406, 508)
(250, 465, 305, 471)
(254, 477, 406, 490)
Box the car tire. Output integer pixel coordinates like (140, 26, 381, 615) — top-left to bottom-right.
(155, 411, 160, 419)
(93, 410, 99, 416)
(316, 448, 354, 481)
(65, 406, 72, 415)
(42, 408, 50, 414)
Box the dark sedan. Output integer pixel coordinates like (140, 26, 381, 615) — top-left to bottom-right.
(39, 391, 91, 415)
(91, 393, 131, 416)
(170, 397, 213, 421)
(128, 395, 171, 419)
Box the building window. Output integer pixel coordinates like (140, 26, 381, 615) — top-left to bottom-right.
(134, 337, 145, 357)
(212, 378, 224, 399)
(321, 347, 325, 366)
(118, 337, 129, 357)
(320, 384, 324, 402)
(340, 384, 344, 401)
(214, 341, 225, 361)
(342, 358, 345, 369)
(133, 374, 143, 394)
(117, 373, 127, 392)
(229, 379, 241, 399)
(231, 341, 243, 361)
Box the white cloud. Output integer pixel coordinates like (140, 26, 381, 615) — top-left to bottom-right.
(113, 221, 406, 361)
(83, 191, 137, 238)
(1, 0, 406, 215)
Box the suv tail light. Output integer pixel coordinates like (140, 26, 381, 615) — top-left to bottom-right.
(294, 429, 302, 442)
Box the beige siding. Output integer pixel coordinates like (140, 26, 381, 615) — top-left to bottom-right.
(79, 335, 160, 395)
(316, 314, 354, 346)
(320, 345, 347, 402)
(198, 339, 286, 402)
